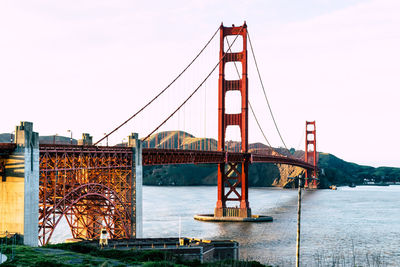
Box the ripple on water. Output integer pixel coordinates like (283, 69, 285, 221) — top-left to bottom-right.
(52, 185, 400, 266)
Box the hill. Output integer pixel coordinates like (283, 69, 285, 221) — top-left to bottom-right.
(2, 131, 399, 187)
(318, 153, 400, 187)
(0, 133, 13, 143)
(38, 135, 78, 145)
(0, 133, 77, 145)
(141, 131, 400, 188)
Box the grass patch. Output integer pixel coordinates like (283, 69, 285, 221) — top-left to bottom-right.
(1, 246, 69, 267)
(2, 242, 268, 267)
(1, 245, 127, 266)
(46, 242, 173, 264)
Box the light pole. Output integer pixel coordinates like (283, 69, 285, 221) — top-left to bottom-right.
(104, 133, 108, 146)
(296, 175, 302, 267)
(67, 130, 72, 145)
(10, 130, 15, 143)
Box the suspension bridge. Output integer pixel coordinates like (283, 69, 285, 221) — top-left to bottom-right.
(0, 22, 318, 246)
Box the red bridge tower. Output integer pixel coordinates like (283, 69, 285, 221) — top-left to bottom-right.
(215, 23, 251, 218)
(305, 121, 318, 188)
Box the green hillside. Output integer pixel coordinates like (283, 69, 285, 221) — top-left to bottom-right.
(2, 130, 399, 187)
(0, 133, 13, 143)
(0, 133, 77, 145)
(318, 153, 400, 186)
(142, 131, 400, 188)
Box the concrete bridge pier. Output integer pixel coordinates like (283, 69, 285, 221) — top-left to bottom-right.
(0, 122, 39, 246)
(129, 133, 143, 238)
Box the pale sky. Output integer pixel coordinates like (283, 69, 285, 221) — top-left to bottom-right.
(1, 0, 399, 167)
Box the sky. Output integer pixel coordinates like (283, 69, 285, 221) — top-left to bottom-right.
(0, 0, 399, 167)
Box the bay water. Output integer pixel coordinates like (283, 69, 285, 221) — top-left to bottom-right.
(53, 185, 400, 266)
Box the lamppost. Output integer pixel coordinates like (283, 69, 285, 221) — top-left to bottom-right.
(296, 175, 302, 267)
(104, 133, 108, 146)
(289, 174, 318, 267)
(53, 134, 58, 144)
(67, 130, 73, 145)
(10, 130, 15, 143)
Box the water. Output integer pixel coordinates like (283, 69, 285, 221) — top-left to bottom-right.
(143, 185, 400, 266)
(53, 185, 400, 266)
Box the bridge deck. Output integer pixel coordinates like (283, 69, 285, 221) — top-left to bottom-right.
(39, 144, 132, 153)
(37, 145, 314, 170)
(142, 148, 315, 170)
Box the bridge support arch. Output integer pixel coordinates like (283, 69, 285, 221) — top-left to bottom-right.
(39, 133, 143, 245)
(39, 183, 132, 245)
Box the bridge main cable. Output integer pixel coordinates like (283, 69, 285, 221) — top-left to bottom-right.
(143, 24, 246, 141)
(94, 26, 220, 146)
(247, 31, 288, 150)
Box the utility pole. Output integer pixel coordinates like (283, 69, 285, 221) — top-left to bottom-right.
(296, 175, 302, 267)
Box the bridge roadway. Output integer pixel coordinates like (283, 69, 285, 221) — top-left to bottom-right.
(142, 148, 315, 170)
(33, 144, 314, 170)
(1, 144, 314, 170)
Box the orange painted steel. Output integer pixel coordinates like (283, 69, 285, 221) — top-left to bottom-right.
(216, 22, 250, 217)
(305, 121, 318, 188)
(142, 148, 242, 165)
(142, 148, 315, 170)
(38, 144, 134, 245)
(36, 144, 316, 245)
(33, 23, 320, 242)
(36, 142, 316, 245)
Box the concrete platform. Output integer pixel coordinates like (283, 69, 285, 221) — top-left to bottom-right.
(84, 238, 238, 263)
(194, 214, 273, 222)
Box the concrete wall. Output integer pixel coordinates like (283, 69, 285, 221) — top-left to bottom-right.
(0, 122, 39, 246)
(0, 153, 24, 234)
(77, 133, 93, 145)
(135, 138, 143, 238)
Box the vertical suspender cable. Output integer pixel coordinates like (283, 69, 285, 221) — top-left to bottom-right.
(247, 31, 288, 150)
(143, 25, 246, 142)
(225, 38, 272, 148)
(94, 26, 220, 146)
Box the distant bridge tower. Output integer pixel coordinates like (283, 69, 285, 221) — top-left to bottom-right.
(305, 121, 318, 188)
(215, 22, 251, 218)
